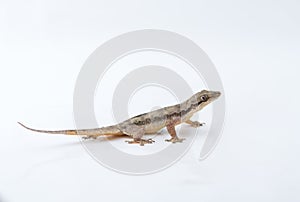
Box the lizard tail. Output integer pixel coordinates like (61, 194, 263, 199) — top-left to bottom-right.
(17, 122, 123, 136)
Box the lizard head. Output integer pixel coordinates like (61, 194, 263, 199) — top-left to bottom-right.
(192, 90, 221, 110)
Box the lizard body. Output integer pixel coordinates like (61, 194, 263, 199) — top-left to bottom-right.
(19, 90, 220, 146)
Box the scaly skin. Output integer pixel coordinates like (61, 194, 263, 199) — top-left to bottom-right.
(18, 90, 221, 146)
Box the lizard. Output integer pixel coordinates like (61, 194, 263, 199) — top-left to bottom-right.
(18, 90, 221, 146)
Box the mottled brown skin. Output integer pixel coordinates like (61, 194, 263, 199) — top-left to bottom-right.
(18, 90, 221, 146)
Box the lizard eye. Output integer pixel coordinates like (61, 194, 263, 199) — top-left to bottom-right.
(200, 95, 207, 101)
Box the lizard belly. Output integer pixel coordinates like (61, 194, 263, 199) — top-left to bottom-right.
(144, 121, 165, 134)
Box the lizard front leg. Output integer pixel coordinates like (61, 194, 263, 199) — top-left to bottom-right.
(185, 119, 205, 128)
(165, 123, 185, 143)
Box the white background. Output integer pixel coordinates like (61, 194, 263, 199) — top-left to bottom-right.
(1, 0, 300, 202)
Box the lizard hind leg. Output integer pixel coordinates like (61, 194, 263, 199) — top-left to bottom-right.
(122, 125, 155, 146)
(82, 134, 100, 140)
(125, 138, 155, 146)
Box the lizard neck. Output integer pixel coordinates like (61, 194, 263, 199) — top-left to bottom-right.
(178, 97, 200, 121)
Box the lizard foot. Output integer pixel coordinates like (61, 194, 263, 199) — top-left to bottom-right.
(82, 135, 98, 140)
(165, 137, 185, 143)
(125, 138, 155, 146)
(190, 121, 205, 128)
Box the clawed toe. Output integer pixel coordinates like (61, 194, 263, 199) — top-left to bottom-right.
(165, 137, 185, 143)
(125, 138, 155, 146)
(191, 121, 205, 128)
(146, 138, 155, 143)
(82, 135, 97, 140)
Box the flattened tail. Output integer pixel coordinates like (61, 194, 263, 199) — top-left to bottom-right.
(18, 122, 123, 136)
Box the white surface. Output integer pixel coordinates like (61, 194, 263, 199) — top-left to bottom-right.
(1, 0, 300, 202)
